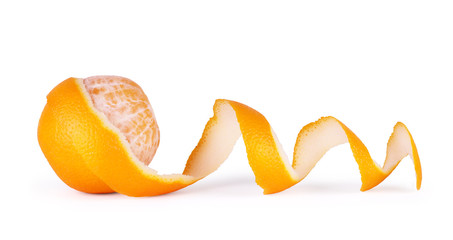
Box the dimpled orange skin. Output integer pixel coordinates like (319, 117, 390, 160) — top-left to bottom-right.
(227, 101, 297, 194)
(38, 78, 114, 193)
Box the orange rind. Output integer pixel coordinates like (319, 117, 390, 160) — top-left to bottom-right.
(38, 76, 422, 196)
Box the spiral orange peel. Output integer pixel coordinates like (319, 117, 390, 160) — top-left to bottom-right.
(38, 76, 422, 197)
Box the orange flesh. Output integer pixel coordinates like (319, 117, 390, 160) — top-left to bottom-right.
(83, 76, 159, 165)
(38, 77, 422, 196)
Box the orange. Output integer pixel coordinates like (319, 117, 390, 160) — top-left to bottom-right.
(38, 76, 422, 196)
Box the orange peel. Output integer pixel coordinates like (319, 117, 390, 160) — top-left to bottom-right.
(38, 76, 422, 197)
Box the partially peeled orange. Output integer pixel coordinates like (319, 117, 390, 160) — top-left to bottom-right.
(38, 76, 421, 196)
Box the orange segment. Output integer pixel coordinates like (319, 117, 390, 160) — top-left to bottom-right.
(38, 76, 422, 196)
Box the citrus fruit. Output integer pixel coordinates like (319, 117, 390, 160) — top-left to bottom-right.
(38, 76, 422, 196)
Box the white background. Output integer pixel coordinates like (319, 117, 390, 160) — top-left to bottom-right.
(1, 0, 452, 239)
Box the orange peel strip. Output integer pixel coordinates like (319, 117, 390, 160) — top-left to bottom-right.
(38, 78, 421, 196)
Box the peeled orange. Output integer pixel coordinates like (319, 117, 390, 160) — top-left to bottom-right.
(38, 76, 422, 196)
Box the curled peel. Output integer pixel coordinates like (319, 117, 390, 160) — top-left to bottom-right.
(38, 78, 421, 197)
